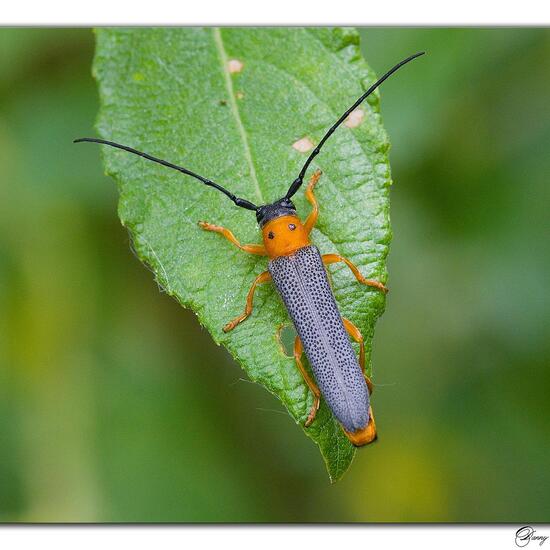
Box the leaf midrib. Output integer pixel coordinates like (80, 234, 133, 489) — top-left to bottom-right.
(213, 28, 265, 206)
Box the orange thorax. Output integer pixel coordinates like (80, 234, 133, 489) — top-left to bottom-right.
(261, 215, 310, 259)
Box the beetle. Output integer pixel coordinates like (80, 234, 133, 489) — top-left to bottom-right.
(75, 51, 424, 446)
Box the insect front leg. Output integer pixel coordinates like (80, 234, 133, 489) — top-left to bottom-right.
(293, 335, 320, 427)
(303, 170, 322, 235)
(322, 254, 388, 294)
(198, 221, 267, 256)
(223, 271, 272, 333)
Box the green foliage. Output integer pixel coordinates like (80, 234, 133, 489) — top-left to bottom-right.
(94, 27, 391, 481)
(2, 27, 550, 521)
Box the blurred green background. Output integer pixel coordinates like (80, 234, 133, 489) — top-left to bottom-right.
(0, 28, 549, 522)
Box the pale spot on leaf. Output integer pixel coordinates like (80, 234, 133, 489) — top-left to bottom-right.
(292, 137, 314, 153)
(236, 91, 244, 100)
(344, 108, 365, 128)
(228, 59, 244, 74)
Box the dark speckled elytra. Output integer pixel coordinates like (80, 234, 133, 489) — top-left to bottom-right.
(270, 245, 370, 433)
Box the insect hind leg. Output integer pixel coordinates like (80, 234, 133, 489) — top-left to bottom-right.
(293, 335, 320, 427)
(341, 317, 377, 446)
(342, 317, 373, 394)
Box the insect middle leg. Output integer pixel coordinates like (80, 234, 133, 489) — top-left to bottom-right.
(223, 271, 272, 333)
(293, 335, 320, 427)
(198, 221, 267, 256)
(322, 254, 388, 293)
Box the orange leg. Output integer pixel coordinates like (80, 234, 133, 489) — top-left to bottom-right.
(198, 221, 267, 256)
(223, 271, 272, 333)
(303, 170, 322, 235)
(322, 254, 388, 294)
(342, 317, 372, 394)
(293, 335, 320, 427)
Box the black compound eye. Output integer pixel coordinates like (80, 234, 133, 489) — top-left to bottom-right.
(288, 223, 296, 231)
(268, 231, 275, 239)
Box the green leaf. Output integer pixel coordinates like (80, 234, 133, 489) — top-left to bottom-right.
(93, 27, 391, 482)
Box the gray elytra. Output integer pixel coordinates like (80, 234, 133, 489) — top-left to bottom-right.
(269, 245, 370, 432)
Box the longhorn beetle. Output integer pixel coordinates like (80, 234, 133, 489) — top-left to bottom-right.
(76, 51, 424, 446)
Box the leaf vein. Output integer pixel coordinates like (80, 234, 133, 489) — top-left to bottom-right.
(213, 28, 264, 205)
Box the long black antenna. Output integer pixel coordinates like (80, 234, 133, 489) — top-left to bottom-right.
(285, 51, 425, 200)
(74, 137, 258, 211)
